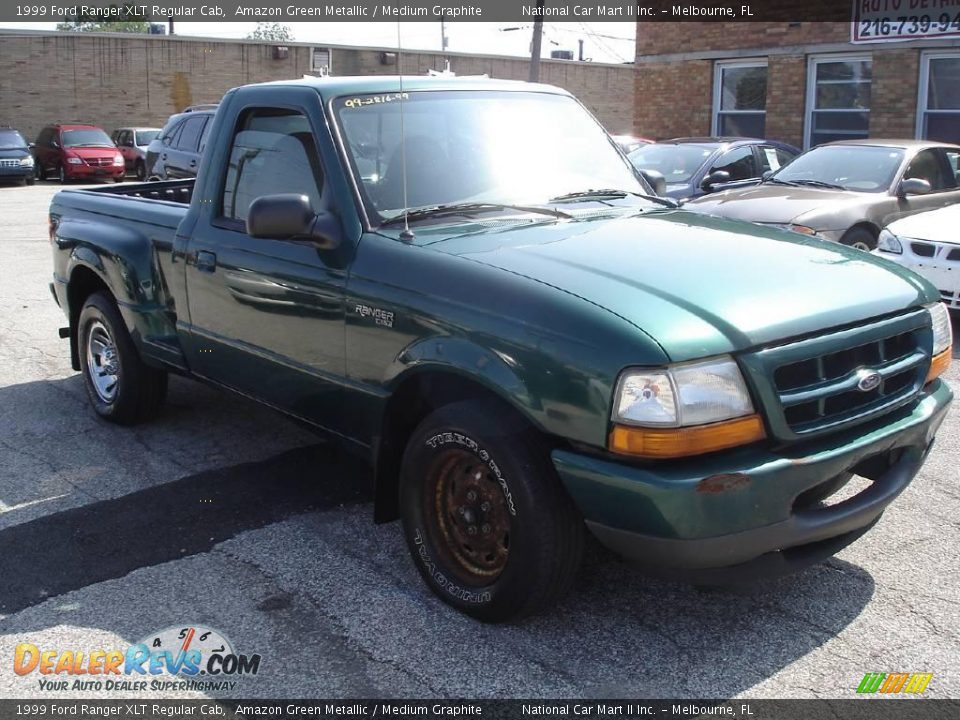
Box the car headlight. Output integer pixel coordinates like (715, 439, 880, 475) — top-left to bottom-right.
(876, 228, 902, 254)
(926, 303, 953, 383)
(19, 156, 33, 167)
(610, 356, 765, 458)
(66, 157, 83, 165)
(113, 155, 124, 166)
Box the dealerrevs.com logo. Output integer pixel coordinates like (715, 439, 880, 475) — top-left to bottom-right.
(857, 672, 934, 695)
(13, 625, 261, 693)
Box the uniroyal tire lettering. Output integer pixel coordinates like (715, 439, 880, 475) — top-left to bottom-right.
(413, 529, 492, 604)
(424, 432, 517, 516)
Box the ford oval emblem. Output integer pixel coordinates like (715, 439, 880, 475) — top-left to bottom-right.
(856, 369, 882, 392)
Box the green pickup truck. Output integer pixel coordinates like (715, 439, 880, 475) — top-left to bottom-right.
(49, 76, 953, 622)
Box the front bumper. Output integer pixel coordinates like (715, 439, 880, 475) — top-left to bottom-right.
(0, 164, 32, 180)
(874, 248, 960, 310)
(552, 380, 952, 579)
(64, 163, 124, 179)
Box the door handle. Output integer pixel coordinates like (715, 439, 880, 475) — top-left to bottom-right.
(196, 250, 217, 273)
(189, 160, 197, 167)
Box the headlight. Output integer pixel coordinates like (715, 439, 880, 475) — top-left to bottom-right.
(610, 356, 765, 458)
(66, 157, 83, 165)
(113, 155, 124, 166)
(876, 228, 902, 254)
(926, 302, 953, 383)
(19, 156, 33, 167)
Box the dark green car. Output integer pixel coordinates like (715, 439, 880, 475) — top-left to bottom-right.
(49, 77, 954, 622)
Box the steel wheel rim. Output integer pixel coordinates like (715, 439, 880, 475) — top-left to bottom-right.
(427, 448, 511, 584)
(851, 240, 872, 252)
(86, 320, 120, 403)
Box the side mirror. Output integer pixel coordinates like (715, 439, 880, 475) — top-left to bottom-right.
(639, 169, 666, 196)
(51, 141, 60, 149)
(761, 169, 774, 181)
(246, 193, 341, 250)
(700, 169, 731, 191)
(899, 177, 932, 197)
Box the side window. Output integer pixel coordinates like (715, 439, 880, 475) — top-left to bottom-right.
(220, 108, 324, 224)
(162, 121, 183, 147)
(175, 117, 206, 152)
(710, 145, 757, 181)
(118, 130, 130, 146)
(939, 149, 959, 188)
(905, 149, 950, 191)
(758, 146, 799, 174)
(198, 115, 213, 153)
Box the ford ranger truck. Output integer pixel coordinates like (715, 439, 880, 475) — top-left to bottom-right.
(48, 77, 954, 622)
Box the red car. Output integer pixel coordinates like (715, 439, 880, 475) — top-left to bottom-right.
(33, 124, 125, 183)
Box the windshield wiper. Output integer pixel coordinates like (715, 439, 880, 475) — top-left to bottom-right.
(379, 202, 572, 227)
(549, 188, 678, 208)
(789, 179, 846, 190)
(764, 177, 800, 186)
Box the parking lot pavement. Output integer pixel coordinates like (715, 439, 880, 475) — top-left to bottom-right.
(0, 182, 958, 700)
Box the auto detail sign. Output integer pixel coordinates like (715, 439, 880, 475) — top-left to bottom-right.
(852, 0, 960, 42)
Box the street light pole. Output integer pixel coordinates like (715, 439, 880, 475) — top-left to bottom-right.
(529, 0, 544, 82)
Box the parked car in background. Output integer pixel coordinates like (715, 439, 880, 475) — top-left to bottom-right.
(687, 140, 960, 251)
(875, 203, 960, 310)
(33, 124, 124, 184)
(111, 127, 161, 180)
(145, 106, 216, 181)
(0, 127, 35, 185)
(627, 137, 800, 201)
(611, 134, 653, 155)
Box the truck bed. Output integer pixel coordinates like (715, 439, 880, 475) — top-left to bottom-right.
(84, 178, 194, 205)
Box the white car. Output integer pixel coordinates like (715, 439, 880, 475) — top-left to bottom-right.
(875, 203, 960, 310)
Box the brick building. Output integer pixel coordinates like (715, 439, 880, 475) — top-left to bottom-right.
(634, 22, 960, 149)
(0, 30, 636, 142)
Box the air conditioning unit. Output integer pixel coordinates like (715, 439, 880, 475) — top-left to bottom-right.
(311, 48, 331, 75)
(273, 46, 289, 60)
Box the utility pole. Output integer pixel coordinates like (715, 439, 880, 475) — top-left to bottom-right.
(578, 39, 584, 61)
(167, 17, 174, 34)
(440, 15, 448, 52)
(529, 0, 544, 82)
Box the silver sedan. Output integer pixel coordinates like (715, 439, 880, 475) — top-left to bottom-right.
(686, 139, 960, 251)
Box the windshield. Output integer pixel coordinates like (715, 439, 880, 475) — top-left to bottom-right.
(334, 90, 651, 222)
(0, 130, 27, 150)
(135, 130, 160, 146)
(770, 145, 905, 192)
(628, 144, 715, 184)
(62, 129, 114, 148)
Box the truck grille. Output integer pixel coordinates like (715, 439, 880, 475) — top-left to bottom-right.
(85, 157, 112, 167)
(0, 159, 20, 168)
(742, 310, 932, 440)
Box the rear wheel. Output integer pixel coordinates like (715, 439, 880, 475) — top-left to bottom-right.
(135, 160, 146, 181)
(841, 227, 876, 252)
(400, 399, 584, 622)
(78, 292, 167, 425)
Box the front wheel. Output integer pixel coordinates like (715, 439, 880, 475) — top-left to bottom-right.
(841, 227, 876, 252)
(135, 160, 146, 181)
(58, 164, 67, 184)
(78, 292, 168, 424)
(400, 400, 584, 622)
(34, 162, 44, 181)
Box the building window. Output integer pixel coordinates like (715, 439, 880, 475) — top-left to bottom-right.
(805, 55, 872, 148)
(918, 52, 960, 144)
(713, 61, 767, 138)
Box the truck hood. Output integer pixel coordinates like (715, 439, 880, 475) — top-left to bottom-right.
(419, 210, 934, 361)
(686, 184, 869, 226)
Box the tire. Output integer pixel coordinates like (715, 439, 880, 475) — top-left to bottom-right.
(399, 399, 584, 622)
(78, 291, 167, 425)
(841, 227, 876, 252)
(135, 161, 146, 181)
(58, 164, 67, 184)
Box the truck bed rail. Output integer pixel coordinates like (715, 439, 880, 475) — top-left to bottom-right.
(87, 179, 194, 205)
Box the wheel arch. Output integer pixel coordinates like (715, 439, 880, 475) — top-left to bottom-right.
(66, 264, 115, 371)
(372, 365, 547, 524)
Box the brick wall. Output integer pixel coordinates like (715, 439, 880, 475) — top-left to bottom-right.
(765, 55, 806, 148)
(637, 22, 851, 57)
(869, 49, 921, 139)
(0, 32, 637, 141)
(634, 60, 713, 138)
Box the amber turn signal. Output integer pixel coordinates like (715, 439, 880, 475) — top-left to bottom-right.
(926, 348, 952, 384)
(609, 414, 766, 459)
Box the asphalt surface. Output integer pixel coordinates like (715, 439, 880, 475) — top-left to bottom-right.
(0, 181, 958, 700)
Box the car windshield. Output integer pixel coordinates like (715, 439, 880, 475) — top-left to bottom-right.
(135, 130, 159, 146)
(770, 145, 905, 192)
(0, 130, 27, 149)
(62, 129, 114, 148)
(628, 143, 715, 184)
(334, 90, 653, 222)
